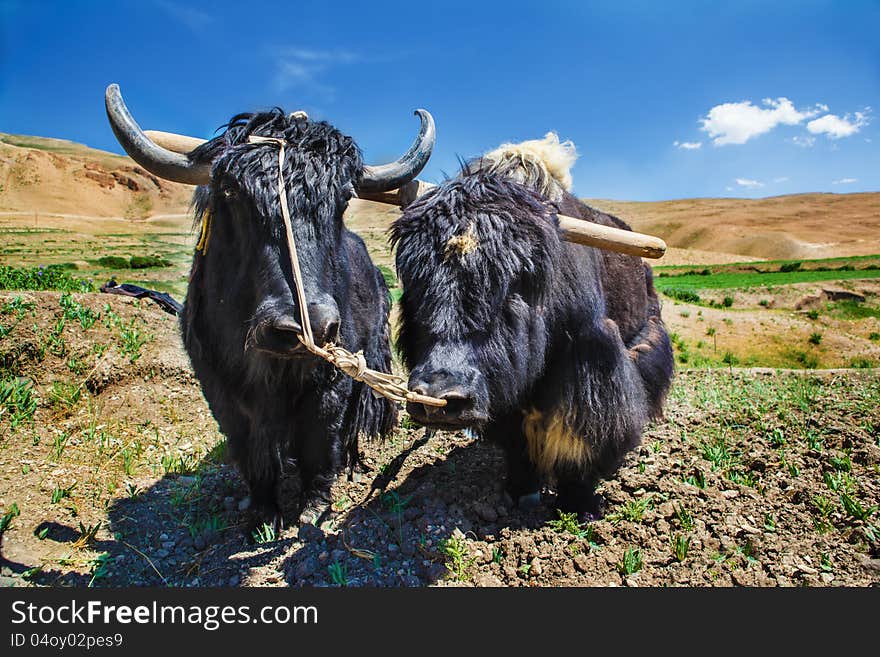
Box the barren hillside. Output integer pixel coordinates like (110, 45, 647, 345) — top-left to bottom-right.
(1, 132, 877, 265)
(0, 133, 192, 219)
(588, 194, 880, 262)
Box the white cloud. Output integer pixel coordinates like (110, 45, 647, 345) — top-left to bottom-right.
(773, 176, 789, 183)
(700, 97, 823, 146)
(832, 178, 858, 185)
(807, 111, 870, 139)
(736, 178, 764, 188)
(791, 135, 816, 148)
(270, 47, 361, 97)
(673, 140, 702, 150)
(154, 0, 212, 32)
(725, 186, 734, 191)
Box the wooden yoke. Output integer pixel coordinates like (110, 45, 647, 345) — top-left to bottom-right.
(357, 181, 667, 260)
(144, 131, 667, 259)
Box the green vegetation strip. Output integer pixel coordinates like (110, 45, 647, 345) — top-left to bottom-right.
(0, 265, 94, 292)
(656, 268, 880, 291)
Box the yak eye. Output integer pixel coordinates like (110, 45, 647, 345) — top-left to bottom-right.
(223, 187, 237, 199)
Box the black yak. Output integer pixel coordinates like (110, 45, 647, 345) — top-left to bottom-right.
(391, 133, 673, 520)
(105, 84, 435, 529)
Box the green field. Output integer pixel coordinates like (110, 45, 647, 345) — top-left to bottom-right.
(657, 267, 880, 291)
(655, 255, 880, 292)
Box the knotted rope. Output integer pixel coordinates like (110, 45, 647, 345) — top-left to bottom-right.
(247, 135, 446, 408)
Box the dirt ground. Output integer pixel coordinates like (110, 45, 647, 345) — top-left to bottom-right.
(663, 279, 880, 369)
(0, 292, 878, 587)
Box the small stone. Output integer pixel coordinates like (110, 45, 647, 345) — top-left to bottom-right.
(861, 558, 880, 574)
(473, 501, 498, 523)
(330, 549, 347, 563)
(298, 523, 324, 543)
(796, 563, 818, 575)
(426, 563, 447, 581)
(401, 574, 421, 587)
(237, 497, 251, 511)
(721, 490, 739, 499)
(387, 543, 399, 554)
(318, 551, 329, 563)
(156, 549, 170, 559)
(573, 554, 591, 574)
(159, 533, 169, 541)
(194, 535, 206, 551)
(295, 557, 319, 580)
(820, 573, 834, 584)
(223, 496, 236, 511)
(228, 574, 241, 586)
(530, 558, 542, 577)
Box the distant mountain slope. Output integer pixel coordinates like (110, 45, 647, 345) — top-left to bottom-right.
(1, 132, 877, 263)
(587, 193, 880, 261)
(0, 133, 192, 218)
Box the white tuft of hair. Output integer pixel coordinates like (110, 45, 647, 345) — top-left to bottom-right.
(483, 132, 579, 192)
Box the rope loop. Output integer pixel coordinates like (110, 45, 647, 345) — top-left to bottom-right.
(246, 134, 446, 408)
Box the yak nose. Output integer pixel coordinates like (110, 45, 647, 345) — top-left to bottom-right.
(308, 301, 340, 346)
(273, 316, 301, 333)
(408, 373, 483, 425)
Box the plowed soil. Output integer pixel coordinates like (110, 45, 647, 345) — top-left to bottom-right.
(0, 292, 878, 587)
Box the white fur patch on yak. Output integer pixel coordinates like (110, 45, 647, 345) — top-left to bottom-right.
(443, 223, 479, 259)
(483, 132, 578, 194)
(522, 407, 591, 476)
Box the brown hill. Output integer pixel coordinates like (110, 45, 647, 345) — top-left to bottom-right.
(0, 133, 192, 218)
(587, 193, 880, 262)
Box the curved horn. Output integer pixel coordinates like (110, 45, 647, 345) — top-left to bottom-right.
(104, 83, 211, 185)
(358, 109, 435, 194)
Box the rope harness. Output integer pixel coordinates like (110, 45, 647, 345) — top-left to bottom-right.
(245, 135, 447, 408)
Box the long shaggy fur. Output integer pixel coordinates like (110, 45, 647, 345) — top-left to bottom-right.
(181, 109, 396, 524)
(392, 139, 673, 515)
(481, 131, 578, 200)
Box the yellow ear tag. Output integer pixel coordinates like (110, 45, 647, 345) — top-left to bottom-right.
(196, 209, 213, 255)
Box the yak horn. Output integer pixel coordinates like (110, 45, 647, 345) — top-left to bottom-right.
(143, 130, 206, 154)
(358, 109, 435, 194)
(358, 181, 668, 260)
(105, 84, 211, 185)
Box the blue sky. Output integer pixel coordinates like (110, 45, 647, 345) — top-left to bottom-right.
(1, 0, 877, 200)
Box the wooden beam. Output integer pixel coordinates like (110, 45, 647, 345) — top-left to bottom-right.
(145, 131, 667, 259)
(358, 182, 667, 259)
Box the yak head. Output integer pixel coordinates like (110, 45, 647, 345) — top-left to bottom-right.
(391, 170, 562, 428)
(190, 112, 359, 357)
(104, 84, 434, 360)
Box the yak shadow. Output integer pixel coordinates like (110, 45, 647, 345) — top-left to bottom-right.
(279, 430, 554, 587)
(1, 431, 551, 588)
(0, 521, 118, 587)
(75, 427, 554, 587)
(101, 455, 298, 587)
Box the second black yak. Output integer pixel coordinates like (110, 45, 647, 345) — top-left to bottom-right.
(391, 133, 673, 520)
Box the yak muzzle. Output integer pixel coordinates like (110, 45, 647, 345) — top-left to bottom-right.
(406, 369, 488, 429)
(251, 302, 341, 356)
